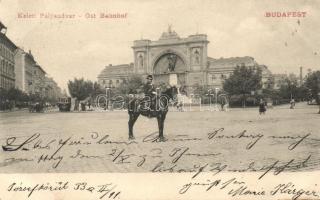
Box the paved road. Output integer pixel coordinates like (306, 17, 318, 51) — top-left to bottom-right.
(0, 103, 319, 173)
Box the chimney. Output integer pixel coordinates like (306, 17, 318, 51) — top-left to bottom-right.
(0, 22, 7, 34)
(0, 28, 7, 34)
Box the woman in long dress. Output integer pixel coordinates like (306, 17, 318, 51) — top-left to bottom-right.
(259, 99, 266, 115)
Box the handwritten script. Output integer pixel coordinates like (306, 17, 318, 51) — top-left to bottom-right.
(179, 177, 319, 200)
(7, 181, 121, 199)
(1, 128, 319, 199)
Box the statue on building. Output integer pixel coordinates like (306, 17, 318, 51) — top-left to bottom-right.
(167, 54, 177, 72)
(159, 25, 180, 40)
(193, 49, 200, 64)
(138, 53, 144, 68)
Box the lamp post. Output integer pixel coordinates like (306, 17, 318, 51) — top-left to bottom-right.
(206, 89, 214, 111)
(206, 89, 211, 102)
(289, 81, 295, 101)
(105, 87, 110, 110)
(190, 93, 194, 111)
(215, 88, 219, 111)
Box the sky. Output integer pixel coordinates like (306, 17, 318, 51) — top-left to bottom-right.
(0, 0, 319, 90)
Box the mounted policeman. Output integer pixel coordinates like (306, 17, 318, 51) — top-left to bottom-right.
(141, 75, 157, 97)
(138, 75, 158, 112)
(127, 74, 178, 141)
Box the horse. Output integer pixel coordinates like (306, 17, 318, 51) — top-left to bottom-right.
(127, 86, 178, 142)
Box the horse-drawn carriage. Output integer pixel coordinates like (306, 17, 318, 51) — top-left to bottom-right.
(28, 102, 45, 113)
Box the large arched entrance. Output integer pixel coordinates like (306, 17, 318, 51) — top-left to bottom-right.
(153, 52, 187, 86)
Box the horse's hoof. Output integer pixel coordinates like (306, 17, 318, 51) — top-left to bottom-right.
(159, 137, 167, 142)
(129, 136, 135, 140)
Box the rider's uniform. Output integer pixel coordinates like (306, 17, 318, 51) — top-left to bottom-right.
(140, 83, 156, 111)
(142, 83, 155, 97)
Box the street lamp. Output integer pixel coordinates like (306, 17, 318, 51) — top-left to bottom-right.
(215, 88, 219, 111)
(205, 89, 213, 103)
(289, 81, 295, 100)
(190, 93, 194, 111)
(105, 87, 110, 110)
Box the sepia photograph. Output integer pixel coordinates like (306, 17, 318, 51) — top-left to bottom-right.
(0, 0, 320, 199)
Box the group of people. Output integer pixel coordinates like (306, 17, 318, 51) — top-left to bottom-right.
(79, 101, 92, 111)
(136, 75, 299, 114)
(0, 100, 14, 111)
(259, 98, 296, 115)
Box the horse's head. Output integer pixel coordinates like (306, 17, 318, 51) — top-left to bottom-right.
(162, 85, 178, 100)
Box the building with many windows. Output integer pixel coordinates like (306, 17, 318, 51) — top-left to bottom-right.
(0, 22, 17, 91)
(206, 56, 259, 88)
(33, 63, 46, 97)
(98, 27, 273, 92)
(0, 20, 62, 105)
(44, 77, 62, 101)
(14, 48, 36, 93)
(97, 63, 133, 88)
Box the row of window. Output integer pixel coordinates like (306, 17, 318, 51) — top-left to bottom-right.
(102, 79, 121, 84)
(210, 73, 229, 80)
(0, 76, 14, 89)
(0, 60, 14, 77)
(0, 44, 14, 61)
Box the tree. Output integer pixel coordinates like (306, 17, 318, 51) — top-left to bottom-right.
(68, 78, 94, 100)
(193, 84, 209, 96)
(68, 78, 96, 110)
(7, 88, 23, 101)
(223, 65, 262, 107)
(0, 88, 31, 110)
(305, 71, 320, 113)
(29, 93, 42, 102)
(264, 76, 275, 90)
(192, 84, 210, 104)
(91, 82, 104, 98)
(280, 73, 299, 100)
(116, 74, 144, 95)
(272, 73, 308, 103)
(0, 89, 7, 102)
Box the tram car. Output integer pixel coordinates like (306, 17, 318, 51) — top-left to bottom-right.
(57, 97, 71, 112)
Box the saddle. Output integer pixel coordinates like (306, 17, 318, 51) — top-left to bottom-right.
(141, 95, 158, 111)
(130, 93, 157, 111)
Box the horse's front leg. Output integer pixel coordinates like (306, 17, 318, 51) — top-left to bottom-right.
(157, 113, 167, 142)
(128, 113, 139, 140)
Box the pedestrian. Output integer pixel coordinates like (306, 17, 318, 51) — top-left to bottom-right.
(290, 99, 295, 109)
(259, 99, 266, 115)
(220, 97, 226, 111)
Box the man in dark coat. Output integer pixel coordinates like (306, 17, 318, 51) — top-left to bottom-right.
(142, 75, 156, 96)
(259, 99, 266, 114)
(140, 75, 157, 112)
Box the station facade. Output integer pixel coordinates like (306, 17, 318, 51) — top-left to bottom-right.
(98, 27, 272, 91)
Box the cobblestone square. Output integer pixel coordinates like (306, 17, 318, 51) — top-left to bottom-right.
(1, 103, 319, 174)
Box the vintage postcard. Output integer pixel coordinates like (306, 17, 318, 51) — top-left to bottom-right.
(0, 0, 320, 199)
